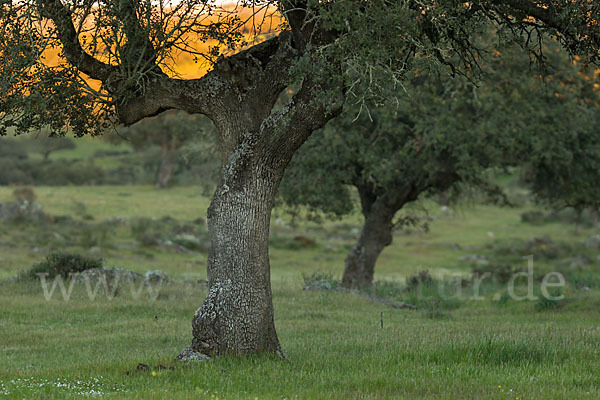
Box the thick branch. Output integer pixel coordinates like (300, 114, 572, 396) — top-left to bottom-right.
(280, 1, 312, 51)
(117, 33, 295, 126)
(493, 0, 564, 30)
(262, 78, 344, 167)
(117, 0, 159, 68)
(38, 0, 117, 81)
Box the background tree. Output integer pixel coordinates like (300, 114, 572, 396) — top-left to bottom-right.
(26, 132, 76, 160)
(280, 39, 600, 288)
(112, 111, 215, 188)
(1, 0, 599, 357)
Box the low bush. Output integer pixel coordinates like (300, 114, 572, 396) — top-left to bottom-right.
(12, 186, 36, 203)
(472, 263, 522, 284)
(0, 158, 105, 185)
(401, 271, 463, 314)
(0, 138, 28, 160)
(20, 252, 102, 280)
(534, 289, 565, 312)
(521, 210, 546, 225)
(405, 270, 434, 290)
(270, 235, 317, 250)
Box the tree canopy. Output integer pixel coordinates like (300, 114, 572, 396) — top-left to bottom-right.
(1, 1, 599, 137)
(280, 37, 600, 287)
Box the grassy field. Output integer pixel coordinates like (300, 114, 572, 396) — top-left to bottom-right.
(0, 183, 599, 399)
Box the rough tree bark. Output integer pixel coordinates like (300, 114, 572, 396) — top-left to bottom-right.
(342, 185, 398, 289)
(342, 204, 395, 289)
(191, 157, 284, 355)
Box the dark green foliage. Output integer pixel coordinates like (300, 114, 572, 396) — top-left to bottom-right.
(405, 270, 435, 291)
(0, 134, 218, 186)
(21, 252, 102, 280)
(364, 273, 461, 315)
(547, 208, 598, 228)
(401, 274, 463, 314)
(0, 157, 105, 186)
(270, 235, 317, 250)
(130, 216, 209, 250)
(282, 37, 600, 225)
(130, 217, 170, 247)
(108, 110, 219, 188)
(472, 263, 523, 285)
(78, 221, 116, 248)
(521, 211, 546, 225)
(425, 335, 569, 366)
(535, 289, 565, 312)
(24, 133, 76, 159)
(521, 206, 599, 228)
(0, 138, 28, 159)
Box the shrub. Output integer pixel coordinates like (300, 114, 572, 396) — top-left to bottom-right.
(32, 160, 106, 185)
(12, 186, 36, 203)
(171, 233, 210, 252)
(0, 138, 28, 160)
(368, 280, 404, 299)
(472, 263, 521, 284)
(534, 289, 565, 312)
(0, 159, 33, 185)
(130, 216, 185, 247)
(405, 270, 434, 290)
(401, 271, 462, 314)
(0, 158, 106, 186)
(130, 217, 165, 246)
(271, 235, 317, 250)
(21, 252, 102, 280)
(521, 210, 546, 225)
(547, 207, 597, 227)
(78, 221, 116, 248)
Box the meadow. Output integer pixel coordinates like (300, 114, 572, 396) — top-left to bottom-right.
(0, 141, 599, 399)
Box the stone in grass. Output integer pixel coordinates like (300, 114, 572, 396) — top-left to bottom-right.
(586, 234, 600, 250)
(76, 267, 143, 282)
(171, 234, 211, 253)
(144, 270, 169, 285)
(460, 254, 490, 266)
(560, 255, 592, 269)
(303, 279, 333, 291)
(525, 236, 559, 258)
(176, 347, 210, 362)
(0, 201, 48, 223)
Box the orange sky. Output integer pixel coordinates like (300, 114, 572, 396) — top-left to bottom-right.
(42, 5, 283, 83)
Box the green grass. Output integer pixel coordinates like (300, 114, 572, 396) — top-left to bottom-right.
(1, 185, 599, 399)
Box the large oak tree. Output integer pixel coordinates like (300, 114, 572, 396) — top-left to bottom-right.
(1, 0, 599, 357)
(280, 39, 600, 288)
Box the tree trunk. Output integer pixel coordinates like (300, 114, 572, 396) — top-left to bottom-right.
(342, 201, 395, 289)
(181, 153, 285, 357)
(172, 32, 343, 358)
(155, 143, 174, 188)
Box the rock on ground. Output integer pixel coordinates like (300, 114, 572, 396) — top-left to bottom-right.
(76, 267, 143, 282)
(175, 347, 210, 362)
(0, 201, 48, 223)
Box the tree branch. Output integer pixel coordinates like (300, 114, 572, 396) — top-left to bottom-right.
(38, 0, 117, 81)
